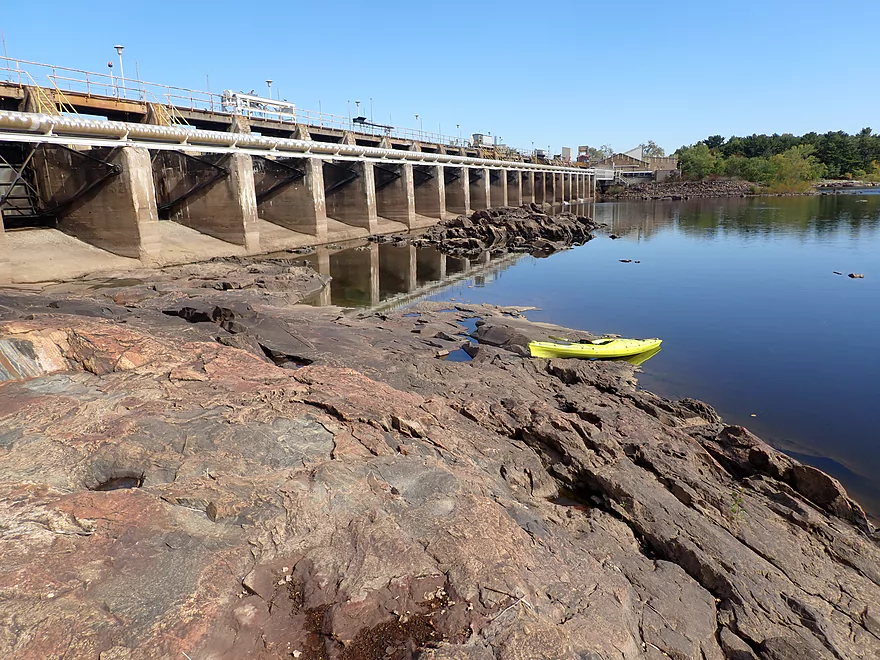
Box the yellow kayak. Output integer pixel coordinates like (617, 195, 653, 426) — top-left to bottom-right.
(528, 337, 662, 359)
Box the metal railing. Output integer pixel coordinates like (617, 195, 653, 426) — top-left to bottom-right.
(0, 55, 582, 162)
(0, 56, 221, 113)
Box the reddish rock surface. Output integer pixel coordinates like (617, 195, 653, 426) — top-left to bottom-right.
(0, 259, 878, 659)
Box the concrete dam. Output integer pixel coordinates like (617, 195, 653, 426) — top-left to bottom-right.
(0, 58, 610, 284)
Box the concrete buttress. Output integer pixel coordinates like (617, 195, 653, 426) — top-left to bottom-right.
(33, 145, 161, 262)
(489, 169, 508, 207)
(521, 171, 535, 204)
(412, 164, 444, 220)
(507, 170, 522, 207)
(156, 151, 259, 251)
(534, 172, 546, 205)
(254, 156, 327, 240)
(546, 172, 557, 205)
(323, 161, 378, 232)
(444, 166, 470, 216)
(469, 167, 490, 212)
(375, 163, 416, 228)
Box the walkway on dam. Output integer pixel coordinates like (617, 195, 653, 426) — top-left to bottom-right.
(0, 56, 570, 161)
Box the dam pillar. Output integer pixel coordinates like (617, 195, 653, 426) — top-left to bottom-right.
(564, 173, 572, 201)
(534, 172, 546, 205)
(444, 166, 470, 216)
(323, 160, 379, 233)
(153, 151, 259, 252)
(413, 164, 444, 219)
(489, 169, 508, 207)
(375, 163, 416, 228)
(521, 171, 535, 204)
(507, 170, 522, 207)
(546, 172, 557, 205)
(469, 167, 490, 211)
(34, 145, 161, 262)
(253, 156, 327, 239)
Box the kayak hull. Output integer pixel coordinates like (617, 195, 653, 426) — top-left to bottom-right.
(528, 338, 662, 359)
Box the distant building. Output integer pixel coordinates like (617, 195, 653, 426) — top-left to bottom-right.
(590, 146, 679, 181)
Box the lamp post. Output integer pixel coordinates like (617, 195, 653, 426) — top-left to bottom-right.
(114, 45, 125, 98)
(265, 80, 273, 119)
(414, 113, 420, 141)
(457, 124, 461, 145)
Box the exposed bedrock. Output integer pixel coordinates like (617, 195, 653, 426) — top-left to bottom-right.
(0, 277, 877, 659)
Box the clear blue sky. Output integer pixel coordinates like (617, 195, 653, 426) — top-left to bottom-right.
(2, 0, 877, 155)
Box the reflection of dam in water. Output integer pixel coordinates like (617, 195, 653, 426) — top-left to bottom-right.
(295, 241, 524, 309)
(288, 200, 596, 308)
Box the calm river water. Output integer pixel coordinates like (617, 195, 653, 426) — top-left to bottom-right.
(307, 192, 880, 515)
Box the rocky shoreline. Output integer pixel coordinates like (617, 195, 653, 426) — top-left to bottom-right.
(372, 205, 599, 257)
(602, 179, 755, 201)
(603, 178, 879, 201)
(1, 224, 879, 659)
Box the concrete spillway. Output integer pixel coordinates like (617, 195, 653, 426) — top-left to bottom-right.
(0, 111, 604, 283)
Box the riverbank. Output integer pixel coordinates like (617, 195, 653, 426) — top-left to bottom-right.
(602, 179, 755, 201)
(1, 237, 878, 658)
(602, 178, 880, 201)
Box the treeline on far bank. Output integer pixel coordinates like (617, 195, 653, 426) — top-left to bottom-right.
(675, 128, 880, 191)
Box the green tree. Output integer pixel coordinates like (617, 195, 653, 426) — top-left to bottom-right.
(703, 135, 725, 150)
(587, 144, 614, 161)
(639, 140, 666, 157)
(687, 130, 880, 180)
(767, 145, 826, 182)
(677, 143, 721, 179)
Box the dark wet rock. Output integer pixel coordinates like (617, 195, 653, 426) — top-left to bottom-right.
(0, 283, 878, 659)
(409, 205, 598, 257)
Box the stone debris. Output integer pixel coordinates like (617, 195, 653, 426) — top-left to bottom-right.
(391, 205, 599, 257)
